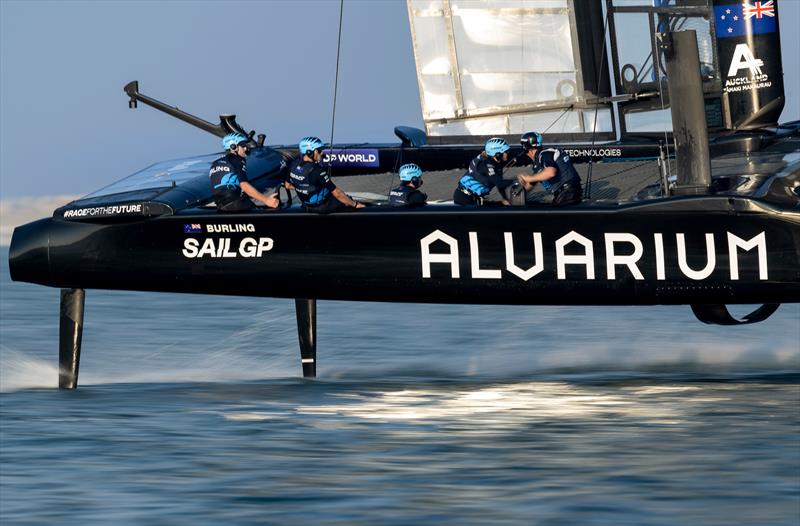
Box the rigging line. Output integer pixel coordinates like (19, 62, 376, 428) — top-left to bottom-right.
(385, 147, 405, 198)
(585, 8, 610, 200)
(328, 0, 345, 174)
(542, 104, 574, 134)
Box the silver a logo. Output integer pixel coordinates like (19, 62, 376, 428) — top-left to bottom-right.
(727, 43, 764, 77)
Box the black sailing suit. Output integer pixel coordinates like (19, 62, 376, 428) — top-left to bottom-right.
(388, 184, 427, 208)
(454, 154, 514, 205)
(209, 153, 254, 212)
(535, 148, 583, 206)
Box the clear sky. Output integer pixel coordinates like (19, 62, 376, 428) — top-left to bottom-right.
(1, 0, 798, 198)
(0, 0, 421, 198)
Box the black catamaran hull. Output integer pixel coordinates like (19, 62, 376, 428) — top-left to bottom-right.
(10, 198, 800, 306)
(10, 5, 799, 387)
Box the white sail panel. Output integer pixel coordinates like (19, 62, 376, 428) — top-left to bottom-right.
(408, 0, 613, 137)
(453, 9, 574, 72)
(460, 72, 578, 110)
(409, 10, 459, 119)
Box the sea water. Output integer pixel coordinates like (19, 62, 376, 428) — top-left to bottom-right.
(1, 248, 798, 525)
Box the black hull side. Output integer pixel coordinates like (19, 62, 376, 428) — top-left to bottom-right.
(9, 198, 800, 306)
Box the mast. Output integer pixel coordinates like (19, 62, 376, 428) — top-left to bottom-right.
(658, 30, 711, 195)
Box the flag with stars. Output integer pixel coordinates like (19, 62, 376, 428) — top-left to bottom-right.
(715, 1, 777, 38)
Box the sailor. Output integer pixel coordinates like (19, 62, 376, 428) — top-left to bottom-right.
(209, 133, 279, 211)
(516, 131, 583, 206)
(388, 163, 427, 208)
(453, 138, 515, 206)
(287, 136, 365, 213)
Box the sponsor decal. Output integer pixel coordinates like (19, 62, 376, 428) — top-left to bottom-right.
(727, 44, 763, 77)
(206, 224, 255, 233)
(419, 230, 768, 281)
(210, 164, 230, 175)
(181, 224, 267, 258)
(743, 1, 775, 21)
(724, 44, 771, 93)
(321, 148, 380, 167)
(563, 148, 622, 158)
(715, 2, 775, 38)
(182, 237, 273, 258)
(63, 204, 143, 219)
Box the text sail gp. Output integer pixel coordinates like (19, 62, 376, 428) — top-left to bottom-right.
(182, 237, 273, 258)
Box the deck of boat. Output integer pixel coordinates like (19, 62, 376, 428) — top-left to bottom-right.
(335, 159, 668, 205)
(333, 135, 799, 205)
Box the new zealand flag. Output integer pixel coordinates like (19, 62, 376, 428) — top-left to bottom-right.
(715, 1, 776, 38)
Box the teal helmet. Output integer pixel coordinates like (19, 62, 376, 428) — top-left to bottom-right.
(521, 131, 543, 151)
(399, 163, 423, 182)
(299, 136, 326, 156)
(222, 133, 248, 150)
(485, 137, 510, 157)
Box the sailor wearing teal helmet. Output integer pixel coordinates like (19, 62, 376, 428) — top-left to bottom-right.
(286, 136, 364, 213)
(516, 131, 583, 206)
(209, 133, 279, 211)
(388, 163, 427, 208)
(454, 138, 515, 206)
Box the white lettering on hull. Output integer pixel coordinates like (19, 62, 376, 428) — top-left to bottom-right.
(503, 233, 543, 281)
(654, 233, 666, 280)
(605, 233, 644, 280)
(182, 237, 274, 258)
(556, 231, 595, 280)
(676, 233, 715, 280)
(420, 230, 769, 281)
(420, 230, 460, 278)
(63, 204, 143, 218)
(728, 232, 768, 280)
(469, 232, 501, 279)
(206, 224, 256, 233)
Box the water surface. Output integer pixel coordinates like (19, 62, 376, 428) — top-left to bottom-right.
(1, 248, 798, 525)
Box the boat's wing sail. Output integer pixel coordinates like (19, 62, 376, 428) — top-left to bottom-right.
(407, 0, 613, 141)
(408, 0, 787, 141)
